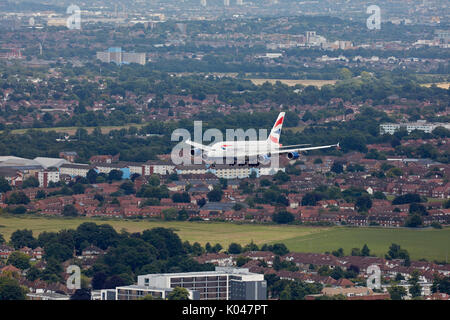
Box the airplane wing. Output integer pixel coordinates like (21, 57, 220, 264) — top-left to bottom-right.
(185, 139, 213, 152)
(244, 143, 339, 157)
(279, 144, 311, 148)
(272, 143, 339, 154)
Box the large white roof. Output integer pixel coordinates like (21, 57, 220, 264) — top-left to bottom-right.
(0, 156, 41, 167)
(33, 157, 68, 169)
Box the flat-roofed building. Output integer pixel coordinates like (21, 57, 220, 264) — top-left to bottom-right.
(123, 52, 146, 65)
(141, 161, 175, 175)
(59, 163, 92, 177)
(115, 285, 199, 300)
(27, 291, 70, 300)
(33, 157, 68, 169)
(380, 121, 450, 135)
(96, 47, 146, 65)
(136, 267, 266, 300)
(36, 170, 60, 188)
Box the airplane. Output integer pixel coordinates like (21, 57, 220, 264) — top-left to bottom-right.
(185, 112, 339, 166)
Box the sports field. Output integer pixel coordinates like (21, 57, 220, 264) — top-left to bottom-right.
(0, 215, 448, 261)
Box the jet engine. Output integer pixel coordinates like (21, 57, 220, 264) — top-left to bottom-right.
(258, 154, 271, 165)
(287, 151, 300, 160)
(190, 148, 202, 156)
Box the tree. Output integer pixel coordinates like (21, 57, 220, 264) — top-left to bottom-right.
(345, 265, 360, 278)
(409, 203, 428, 216)
(236, 256, 251, 267)
(108, 169, 123, 181)
(432, 126, 450, 138)
(91, 272, 107, 290)
(444, 200, 450, 209)
(167, 172, 179, 182)
(70, 288, 91, 300)
(72, 183, 85, 194)
(197, 198, 206, 207)
(361, 244, 371, 257)
(272, 211, 295, 224)
(104, 275, 128, 289)
(212, 243, 222, 253)
(26, 265, 41, 281)
(355, 194, 372, 212)
(21, 176, 39, 189)
(385, 243, 410, 261)
(6, 191, 30, 205)
(243, 241, 259, 252)
(0, 277, 27, 300)
(409, 270, 422, 298)
(207, 187, 223, 202)
(177, 209, 189, 221)
(0, 177, 12, 193)
(219, 178, 228, 190)
(271, 243, 289, 256)
(301, 193, 321, 206)
(331, 161, 344, 174)
(273, 170, 290, 183)
(432, 276, 450, 294)
(62, 204, 78, 217)
(404, 214, 423, 228)
(332, 248, 344, 257)
(35, 190, 46, 199)
(388, 285, 407, 300)
(10, 229, 36, 249)
(120, 180, 135, 195)
(330, 266, 345, 280)
(9, 205, 27, 214)
(167, 287, 190, 300)
(191, 242, 204, 256)
(372, 191, 386, 200)
(395, 273, 405, 281)
(228, 243, 242, 254)
(44, 243, 73, 262)
(338, 67, 352, 80)
(162, 208, 178, 221)
(172, 192, 190, 203)
(392, 193, 422, 205)
(7, 252, 30, 270)
(86, 169, 98, 184)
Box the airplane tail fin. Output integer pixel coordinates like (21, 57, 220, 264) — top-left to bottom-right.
(267, 112, 285, 145)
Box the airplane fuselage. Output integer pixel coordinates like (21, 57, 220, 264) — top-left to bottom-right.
(205, 140, 277, 159)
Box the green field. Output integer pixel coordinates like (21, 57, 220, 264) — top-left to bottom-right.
(0, 215, 448, 261)
(281, 227, 450, 262)
(0, 215, 327, 247)
(1, 123, 146, 135)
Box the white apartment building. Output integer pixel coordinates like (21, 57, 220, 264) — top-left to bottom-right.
(380, 121, 450, 135)
(127, 162, 175, 176)
(36, 171, 60, 188)
(59, 163, 91, 177)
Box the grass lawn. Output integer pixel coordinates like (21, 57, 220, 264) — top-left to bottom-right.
(0, 215, 448, 262)
(280, 226, 450, 262)
(0, 215, 327, 247)
(2, 123, 146, 135)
